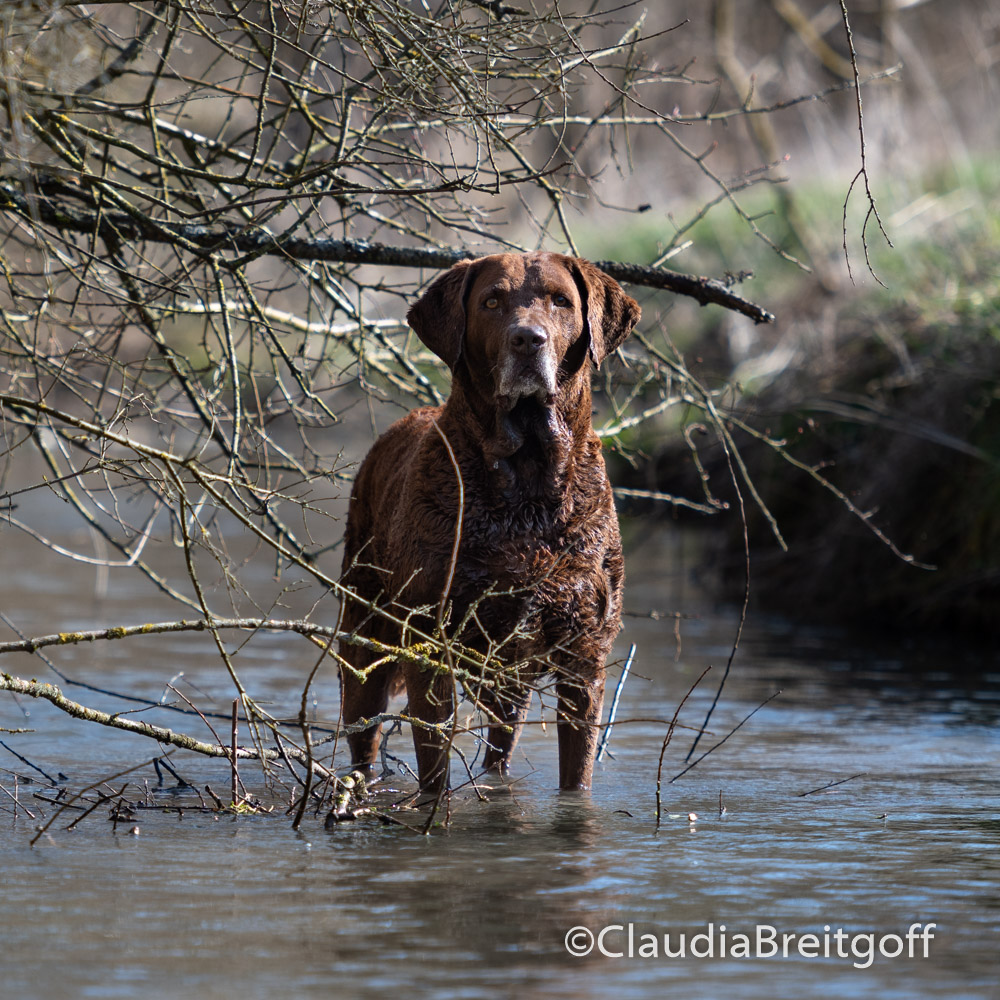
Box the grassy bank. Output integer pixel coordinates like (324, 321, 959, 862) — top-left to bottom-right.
(616, 167, 1000, 631)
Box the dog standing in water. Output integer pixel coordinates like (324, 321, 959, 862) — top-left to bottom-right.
(338, 252, 640, 792)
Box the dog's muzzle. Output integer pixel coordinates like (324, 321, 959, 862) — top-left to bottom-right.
(497, 324, 558, 406)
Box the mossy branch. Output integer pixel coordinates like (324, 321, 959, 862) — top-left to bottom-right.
(0, 671, 460, 771)
(0, 671, 332, 775)
(0, 616, 494, 681)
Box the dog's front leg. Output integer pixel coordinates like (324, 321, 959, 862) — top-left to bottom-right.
(480, 685, 532, 776)
(341, 662, 396, 771)
(403, 663, 454, 794)
(555, 673, 605, 790)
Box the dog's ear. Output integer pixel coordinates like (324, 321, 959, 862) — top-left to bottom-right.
(571, 258, 641, 367)
(406, 260, 478, 370)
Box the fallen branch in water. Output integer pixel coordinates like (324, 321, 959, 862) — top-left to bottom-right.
(0, 670, 335, 777)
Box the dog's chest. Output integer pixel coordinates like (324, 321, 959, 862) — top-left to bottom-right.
(451, 493, 618, 638)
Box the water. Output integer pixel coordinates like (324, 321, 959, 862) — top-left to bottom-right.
(1, 515, 998, 1000)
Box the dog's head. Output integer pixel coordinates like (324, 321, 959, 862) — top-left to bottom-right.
(407, 252, 640, 411)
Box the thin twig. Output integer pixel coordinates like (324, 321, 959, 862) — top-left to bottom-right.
(596, 644, 635, 763)
(423, 417, 467, 832)
(797, 772, 868, 797)
(670, 690, 782, 784)
(654, 666, 711, 831)
(838, 0, 892, 285)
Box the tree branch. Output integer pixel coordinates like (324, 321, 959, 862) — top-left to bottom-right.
(0, 671, 335, 778)
(0, 182, 774, 323)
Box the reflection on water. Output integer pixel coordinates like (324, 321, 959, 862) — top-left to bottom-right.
(1, 519, 998, 1000)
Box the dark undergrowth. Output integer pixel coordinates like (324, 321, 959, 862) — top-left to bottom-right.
(613, 166, 1000, 633)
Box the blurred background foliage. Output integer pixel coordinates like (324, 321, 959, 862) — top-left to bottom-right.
(1, 0, 998, 634)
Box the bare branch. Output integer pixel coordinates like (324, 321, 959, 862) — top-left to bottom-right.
(838, 0, 893, 284)
(0, 183, 774, 321)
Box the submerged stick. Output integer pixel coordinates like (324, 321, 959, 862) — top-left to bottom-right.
(654, 666, 711, 831)
(596, 644, 636, 764)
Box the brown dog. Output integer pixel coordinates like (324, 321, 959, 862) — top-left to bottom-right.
(338, 251, 640, 791)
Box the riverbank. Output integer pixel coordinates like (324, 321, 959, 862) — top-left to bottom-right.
(616, 169, 1000, 631)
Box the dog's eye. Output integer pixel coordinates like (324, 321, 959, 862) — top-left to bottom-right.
(553, 294, 570, 307)
(484, 296, 499, 310)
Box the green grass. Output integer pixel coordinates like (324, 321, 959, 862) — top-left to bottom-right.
(580, 159, 1000, 349)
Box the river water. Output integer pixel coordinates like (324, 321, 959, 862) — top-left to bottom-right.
(1, 507, 997, 1000)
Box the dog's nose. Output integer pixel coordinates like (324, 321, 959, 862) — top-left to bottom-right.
(509, 325, 548, 357)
